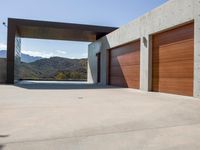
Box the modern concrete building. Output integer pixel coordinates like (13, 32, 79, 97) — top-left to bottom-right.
(6, 18, 117, 84)
(1, 0, 200, 98)
(88, 0, 200, 98)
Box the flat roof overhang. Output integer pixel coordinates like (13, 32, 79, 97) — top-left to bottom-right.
(8, 18, 118, 41)
(7, 18, 117, 84)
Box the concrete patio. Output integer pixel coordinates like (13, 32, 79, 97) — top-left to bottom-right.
(0, 82, 200, 150)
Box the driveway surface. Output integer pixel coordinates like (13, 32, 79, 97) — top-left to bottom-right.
(0, 81, 200, 150)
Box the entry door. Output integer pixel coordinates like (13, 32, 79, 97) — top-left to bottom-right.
(96, 52, 101, 83)
(152, 23, 194, 96)
(109, 40, 140, 89)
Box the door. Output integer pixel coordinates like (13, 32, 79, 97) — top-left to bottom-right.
(152, 22, 194, 96)
(109, 40, 140, 89)
(96, 52, 101, 83)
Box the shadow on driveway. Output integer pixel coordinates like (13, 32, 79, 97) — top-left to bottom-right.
(0, 145, 4, 150)
(15, 80, 118, 90)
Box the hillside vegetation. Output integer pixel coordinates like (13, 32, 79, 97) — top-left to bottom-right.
(20, 57, 87, 81)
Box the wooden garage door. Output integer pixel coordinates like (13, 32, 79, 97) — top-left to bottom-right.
(109, 40, 140, 89)
(152, 23, 194, 96)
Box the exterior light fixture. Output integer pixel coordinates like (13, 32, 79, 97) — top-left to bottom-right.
(143, 36, 147, 48)
(2, 22, 7, 28)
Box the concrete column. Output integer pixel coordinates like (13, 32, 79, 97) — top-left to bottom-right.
(194, 0, 200, 97)
(140, 35, 152, 91)
(87, 45, 94, 83)
(101, 39, 110, 86)
(100, 48, 105, 85)
(87, 43, 98, 84)
(101, 47, 107, 85)
(87, 41, 103, 84)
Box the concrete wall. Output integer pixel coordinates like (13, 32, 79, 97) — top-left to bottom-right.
(194, 0, 200, 97)
(87, 43, 101, 83)
(88, 0, 200, 97)
(0, 58, 7, 83)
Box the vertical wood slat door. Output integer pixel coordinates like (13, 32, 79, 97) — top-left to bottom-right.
(109, 40, 140, 89)
(152, 23, 194, 96)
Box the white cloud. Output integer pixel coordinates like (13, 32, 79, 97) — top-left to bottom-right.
(0, 43, 7, 50)
(69, 57, 75, 59)
(21, 49, 88, 59)
(21, 50, 68, 58)
(55, 50, 67, 55)
(21, 50, 54, 58)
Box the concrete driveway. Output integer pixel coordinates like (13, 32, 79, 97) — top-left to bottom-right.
(0, 81, 200, 150)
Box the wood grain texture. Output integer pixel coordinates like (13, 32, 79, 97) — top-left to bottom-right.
(109, 40, 140, 89)
(152, 22, 194, 96)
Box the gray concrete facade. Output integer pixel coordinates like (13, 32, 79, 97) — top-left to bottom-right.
(88, 0, 200, 97)
(194, 0, 200, 97)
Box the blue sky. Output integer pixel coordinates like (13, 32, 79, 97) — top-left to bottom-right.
(0, 0, 167, 58)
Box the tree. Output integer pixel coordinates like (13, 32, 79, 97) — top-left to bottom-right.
(55, 72, 66, 80)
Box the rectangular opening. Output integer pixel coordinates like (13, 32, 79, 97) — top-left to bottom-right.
(19, 38, 90, 82)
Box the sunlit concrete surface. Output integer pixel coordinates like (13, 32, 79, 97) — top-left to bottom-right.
(0, 82, 200, 150)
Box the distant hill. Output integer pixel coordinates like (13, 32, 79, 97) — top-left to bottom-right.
(0, 50, 42, 63)
(0, 50, 87, 80)
(20, 57, 87, 80)
(21, 53, 43, 63)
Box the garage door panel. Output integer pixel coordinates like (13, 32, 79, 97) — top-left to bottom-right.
(110, 77, 139, 89)
(111, 51, 140, 66)
(109, 40, 140, 89)
(152, 60, 193, 78)
(153, 39, 194, 63)
(152, 22, 194, 96)
(127, 80, 140, 89)
(111, 41, 140, 58)
(152, 78, 193, 96)
(110, 77, 127, 87)
(153, 23, 194, 46)
(110, 65, 140, 79)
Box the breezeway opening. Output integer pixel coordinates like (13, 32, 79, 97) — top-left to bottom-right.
(19, 38, 90, 82)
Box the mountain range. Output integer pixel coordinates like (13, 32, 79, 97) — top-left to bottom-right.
(20, 57, 87, 80)
(0, 50, 42, 63)
(0, 50, 87, 81)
